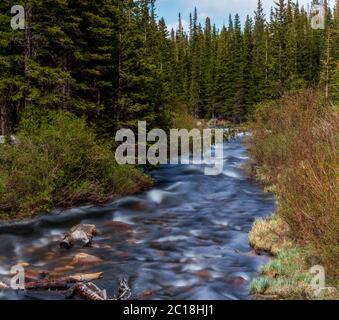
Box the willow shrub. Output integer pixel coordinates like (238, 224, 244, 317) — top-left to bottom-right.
(0, 111, 152, 219)
(249, 89, 339, 278)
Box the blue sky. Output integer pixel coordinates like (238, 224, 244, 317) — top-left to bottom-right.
(156, 0, 323, 31)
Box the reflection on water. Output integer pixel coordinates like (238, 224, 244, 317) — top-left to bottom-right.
(0, 137, 275, 300)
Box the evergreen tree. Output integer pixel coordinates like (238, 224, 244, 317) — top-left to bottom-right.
(253, 0, 267, 103)
(1, 0, 337, 134)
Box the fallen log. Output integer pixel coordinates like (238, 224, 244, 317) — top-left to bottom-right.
(68, 272, 103, 282)
(25, 279, 75, 290)
(24, 272, 103, 290)
(0, 273, 131, 301)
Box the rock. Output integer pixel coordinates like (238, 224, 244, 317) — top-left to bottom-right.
(91, 243, 112, 250)
(71, 253, 103, 266)
(193, 270, 212, 279)
(43, 252, 58, 261)
(165, 286, 193, 297)
(243, 250, 260, 257)
(16, 262, 30, 268)
(103, 221, 133, 233)
(227, 276, 247, 286)
(51, 265, 75, 274)
(60, 224, 97, 249)
(103, 221, 136, 242)
(140, 289, 154, 298)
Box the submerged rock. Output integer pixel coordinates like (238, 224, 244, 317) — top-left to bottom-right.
(103, 221, 133, 233)
(71, 253, 103, 266)
(60, 224, 97, 249)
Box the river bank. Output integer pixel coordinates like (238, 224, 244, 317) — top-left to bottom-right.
(247, 89, 339, 300)
(0, 111, 153, 222)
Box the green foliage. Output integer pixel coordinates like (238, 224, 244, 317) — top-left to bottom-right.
(0, 0, 173, 136)
(1, 0, 338, 134)
(169, 0, 339, 121)
(250, 277, 270, 294)
(249, 247, 335, 300)
(0, 111, 152, 219)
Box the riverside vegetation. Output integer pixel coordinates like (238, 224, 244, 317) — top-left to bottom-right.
(0, 111, 153, 219)
(248, 89, 338, 299)
(0, 0, 338, 300)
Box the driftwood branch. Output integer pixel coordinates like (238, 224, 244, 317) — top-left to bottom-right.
(0, 273, 103, 292)
(116, 278, 131, 300)
(66, 277, 131, 301)
(0, 274, 131, 301)
(66, 282, 107, 300)
(24, 272, 103, 290)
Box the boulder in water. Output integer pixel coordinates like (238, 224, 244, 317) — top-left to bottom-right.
(60, 224, 97, 249)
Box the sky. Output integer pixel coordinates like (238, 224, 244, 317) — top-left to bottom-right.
(156, 0, 330, 31)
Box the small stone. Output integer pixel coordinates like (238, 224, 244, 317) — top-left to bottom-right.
(16, 262, 30, 267)
(71, 253, 103, 266)
(141, 289, 154, 298)
(193, 270, 212, 279)
(228, 276, 247, 286)
(51, 265, 75, 274)
(103, 221, 133, 232)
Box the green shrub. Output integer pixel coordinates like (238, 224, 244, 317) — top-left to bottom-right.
(0, 110, 152, 219)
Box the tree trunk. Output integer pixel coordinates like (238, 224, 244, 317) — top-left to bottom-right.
(23, 1, 32, 110)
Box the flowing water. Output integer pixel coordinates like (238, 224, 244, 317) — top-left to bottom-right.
(0, 136, 275, 300)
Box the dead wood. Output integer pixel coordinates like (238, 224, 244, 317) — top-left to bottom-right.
(24, 272, 103, 290)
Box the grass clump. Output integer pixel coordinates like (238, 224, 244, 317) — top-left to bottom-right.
(0, 110, 153, 220)
(251, 248, 339, 300)
(249, 216, 293, 255)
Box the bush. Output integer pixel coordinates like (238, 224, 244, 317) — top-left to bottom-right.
(0, 111, 153, 219)
(249, 89, 339, 278)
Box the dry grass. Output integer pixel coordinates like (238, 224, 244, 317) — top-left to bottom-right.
(249, 216, 293, 256)
(248, 89, 339, 278)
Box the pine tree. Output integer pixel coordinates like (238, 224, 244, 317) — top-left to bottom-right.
(0, 0, 25, 134)
(1, 0, 337, 134)
(243, 15, 254, 116)
(189, 8, 203, 117)
(253, 0, 267, 103)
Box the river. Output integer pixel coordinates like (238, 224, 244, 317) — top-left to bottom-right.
(0, 135, 275, 300)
